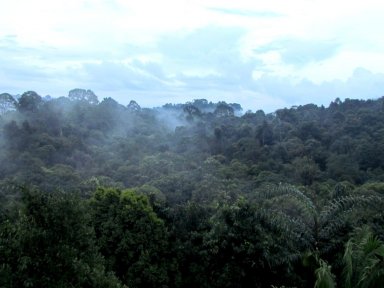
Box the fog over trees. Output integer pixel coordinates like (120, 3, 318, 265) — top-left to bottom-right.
(1, 89, 384, 287)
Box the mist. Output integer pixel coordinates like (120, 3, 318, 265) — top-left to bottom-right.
(2, 88, 384, 287)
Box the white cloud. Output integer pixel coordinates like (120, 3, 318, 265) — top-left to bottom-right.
(0, 0, 384, 111)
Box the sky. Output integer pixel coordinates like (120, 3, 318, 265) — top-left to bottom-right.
(0, 0, 384, 112)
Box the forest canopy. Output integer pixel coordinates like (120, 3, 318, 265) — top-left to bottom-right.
(1, 89, 384, 287)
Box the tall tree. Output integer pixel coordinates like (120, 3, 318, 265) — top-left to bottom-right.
(0, 188, 120, 287)
(90, 187, 173, 287)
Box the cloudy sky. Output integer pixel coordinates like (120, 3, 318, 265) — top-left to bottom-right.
(1, 0, 384, 111)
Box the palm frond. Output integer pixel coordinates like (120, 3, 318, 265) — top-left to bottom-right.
(342, 239, 354, 288)
(256, 184, 317, 226)
(320, 195, 382, 224)
(314, 259, 336, 288)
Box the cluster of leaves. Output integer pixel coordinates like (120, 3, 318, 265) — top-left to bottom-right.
(0, 188, 122, 287)
(1, 90, 384, 286)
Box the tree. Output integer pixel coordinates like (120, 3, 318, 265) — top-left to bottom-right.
(291, 156, 320, 185)
(183, 104, 202, 121)
(254, 185, 384, 256)
(167, 201, 212, 287)
(204, 197, 301, 288)
(257, 184, 384, 286)
(17, 91, 43, 113)
(314, 258, 336, 288)
(90, 187, 172, 287)
(327, 154, 362, 183)
(68, 88, 99, 105)
(0, 93, 17, 115)
(214, 102, 234, 117)
(308, 226, 384, 288)
(127, 100, 141, 112)
(256, 120, 274, 146)
(342, 226, 384, 288)
(0, 188, 121, 287)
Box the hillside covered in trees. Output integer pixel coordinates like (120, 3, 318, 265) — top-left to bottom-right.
(1, 89, 384, 287)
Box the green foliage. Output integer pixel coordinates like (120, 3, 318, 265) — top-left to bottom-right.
(342, 226, 384, 288)
(314, 259, 336, 288)
(90, 187, 172, 287)
(0, 93, 17, 115)
(254, 184, 384, 256)
(1, 93, 384, 286)
(203, 198, 302, 287)
(0, 188, 121, 287)
(17, 91, 43, 113)
(68, 88, 99, 105)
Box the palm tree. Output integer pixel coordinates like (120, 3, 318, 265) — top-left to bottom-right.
(342, 226, 384, 288)
(254, 184, 383, 254)
(314, 258, 336, 288)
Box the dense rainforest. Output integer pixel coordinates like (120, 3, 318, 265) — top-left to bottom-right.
(1, 89, 384, 287)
